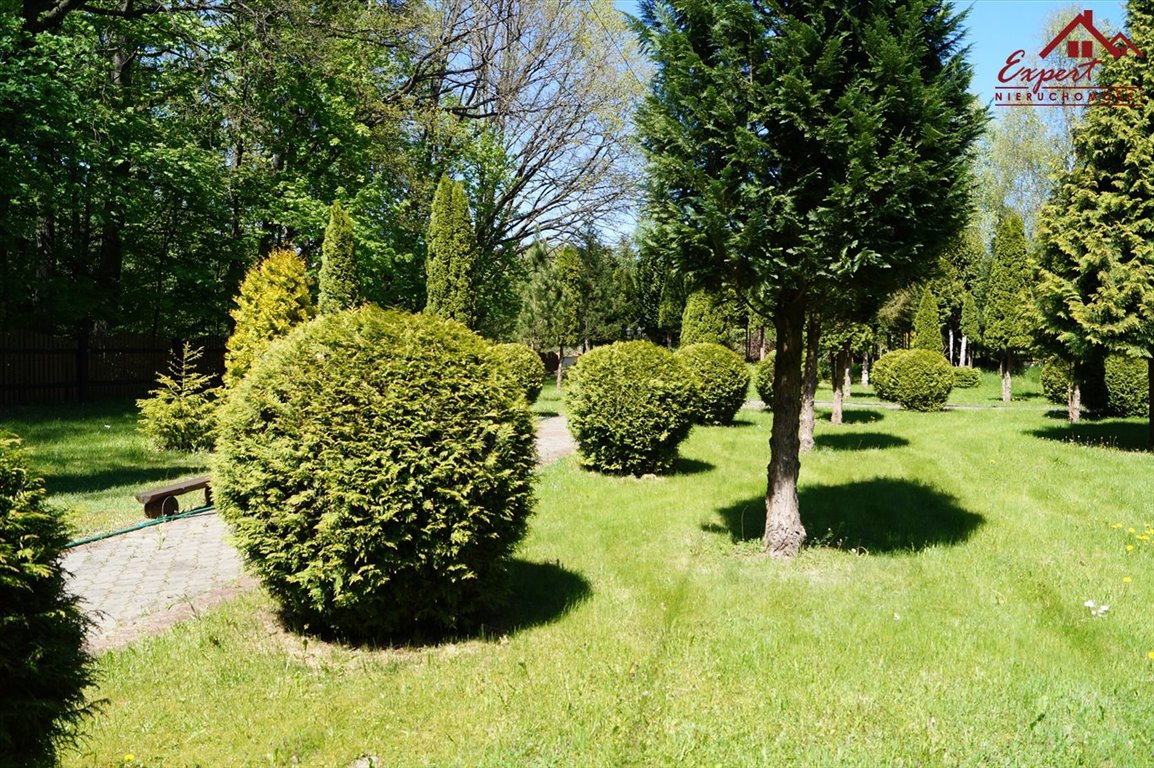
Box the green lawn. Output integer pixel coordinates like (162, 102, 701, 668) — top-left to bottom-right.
(63, 405, 1154, 766)
(0, 401, 210, 538)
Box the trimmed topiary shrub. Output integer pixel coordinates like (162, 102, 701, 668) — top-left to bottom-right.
(566, 341, 698, 475)
(0, 436, 94, 767)
(953, 366, 981, 389)
(1104, 354, 1149, 417)
(490, 342, 545, 404)
(137, 343, 218, 452)
(754, 352, 776, 407)
(215, 307, 536, 639)
(890, 349, 954, 411)
(679, 289, 735, 347)
(676, 343, 750, 425)
(1041, 357, 1072, 404)
(870, 349, 913, 401)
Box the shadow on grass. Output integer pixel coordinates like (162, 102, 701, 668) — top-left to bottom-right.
(534, 410, 561, 419)
(1030, 420, 1151, 452)
(670, 457, 715, 476)
(44, 465, 206, 496)
(824, 409, 886, 424)
(278, 558, 591, 648)
(706, 478, 983, 553)
(814, 432, 908, 451)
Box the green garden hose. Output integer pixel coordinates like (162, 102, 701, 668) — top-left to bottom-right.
(64, 505, 216, 549)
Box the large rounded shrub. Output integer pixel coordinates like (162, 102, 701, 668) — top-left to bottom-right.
(754, 352, 776, 407)
(214, 307, 536, 639)
(1041, 357, 1072, 404)
(490, 343, 545, 404)
(1104, 354, 1149, 417)
(676, 343, 750, 425)
(1, 436, 94, 767)
(953, 366, 981, 389)
(870, 349, 913, 401)
(890, 349, 954, 411)
(565, 341, 698, 475)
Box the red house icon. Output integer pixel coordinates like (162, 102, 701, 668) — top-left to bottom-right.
(1040, 10, 1144, 60)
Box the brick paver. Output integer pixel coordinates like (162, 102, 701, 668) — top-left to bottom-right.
(63, 416, 575, 651)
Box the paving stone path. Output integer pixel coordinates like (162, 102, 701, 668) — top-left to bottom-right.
(63, 415, 576, 652)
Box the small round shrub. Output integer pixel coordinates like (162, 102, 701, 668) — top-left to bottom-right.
(1041, 357, 1072, 404)
(565, 341, 698, 475)
(215, 307, 536, 639)
(754, 352, 776, 407)
(890, 349, 954, 411)
(870, 349, 913, 401)
(0, 436, 94, 767)
(952, 366, 981, 389)
(676, 343, 750, 425)
(1104, 354, 1149, 417)
(490, 343, 545, 404)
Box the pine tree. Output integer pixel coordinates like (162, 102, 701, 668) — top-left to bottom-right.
(913, 287, 942, 352)
(224, 248, 315, 387)
(318, 200, 360, 314)
(137, 343, 218, 452)
(637, 0, 981, 556)
(984, 213, 1034, 401)
(1036, 0, 1154, 443)
(425, 175, 480, 328)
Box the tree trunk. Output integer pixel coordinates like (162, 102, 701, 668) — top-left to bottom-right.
(1147, 357, 1154, 451)
(1068, 381, 1081, 424)
(1001, 351, 1012, 402)
(556, 346, 564, 388)
(948, 327, 955, 365)
(799, 316, 820, 452)
(843, 353, 852, 398)
(960, 335, 968, 368)
(861, 352, 870, 387)
(831, 349, 845, 425)
(764, 299, 807, 558)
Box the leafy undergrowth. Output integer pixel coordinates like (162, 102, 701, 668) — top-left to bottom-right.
(66, 407, 1154, 766)
(0, 401, 210, 537)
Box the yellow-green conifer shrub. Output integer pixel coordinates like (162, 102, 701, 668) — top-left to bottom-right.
(223, 248, 315, 388)
(0, 436, 94, 767)
(215, 308, 536, 639)
(137, 343, 218, 452)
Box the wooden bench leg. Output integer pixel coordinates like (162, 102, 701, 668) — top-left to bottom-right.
(144, 495, 180, 519)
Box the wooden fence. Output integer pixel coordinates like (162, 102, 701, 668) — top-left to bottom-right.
(0, 332, 226, 406)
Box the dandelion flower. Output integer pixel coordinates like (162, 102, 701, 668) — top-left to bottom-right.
(1130, 527, 1136, 533)
(1127, 545, 1135, 552)
(1112, 523, 1123, 529)
(1148, 651, 1154, 661)
(123, 756, 135, 764)
(1123, 576, 1133, 584)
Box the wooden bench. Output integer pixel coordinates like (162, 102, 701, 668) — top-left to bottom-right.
(135, 475, 213, 519)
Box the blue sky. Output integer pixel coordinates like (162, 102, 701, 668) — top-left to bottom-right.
(611, 0, 1128, 105)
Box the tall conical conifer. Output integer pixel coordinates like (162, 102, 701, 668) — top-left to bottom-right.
(318, 200, 360, 314)
(426, 176, 480, 328)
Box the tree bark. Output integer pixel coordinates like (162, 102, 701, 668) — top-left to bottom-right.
(1068, 381, 1081, 424)
(948, 327, 955, 365)
(556, 345, 564, 388)
(960, 335, 968, 369)
(1147, 357, 1153, 451)
(1001, 351, 1012, 402)
(831, 349, 845, 425)
(861, 352, 870, 387)
(843, 353, 852, 398)
(799, 316, 820, 451)
(764, 299, 807, 558)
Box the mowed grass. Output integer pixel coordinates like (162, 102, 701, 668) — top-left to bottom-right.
(0, 401, 210, 537)
(64, 405, 1154, 766)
